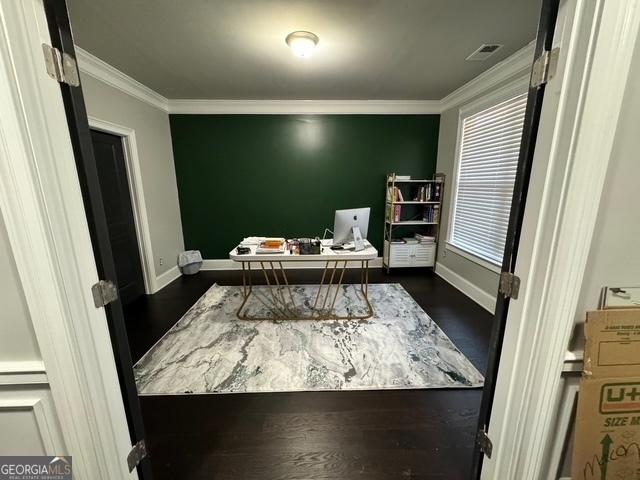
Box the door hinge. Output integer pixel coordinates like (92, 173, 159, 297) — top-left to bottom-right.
(91, 280, 118, 308)
(127, 439, 148, 472)
(42, 44, 80, 87)
(499, 272, 521, 299)
(530, 47, 559, 88)
(476, 428, 493, 458)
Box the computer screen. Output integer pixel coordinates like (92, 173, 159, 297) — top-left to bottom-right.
(333, 207, 370, 245)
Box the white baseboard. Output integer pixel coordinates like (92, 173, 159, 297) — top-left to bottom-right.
(435, 262, 496, 313)
(201, 257, 384, 271)
(154, 265, 181, 292)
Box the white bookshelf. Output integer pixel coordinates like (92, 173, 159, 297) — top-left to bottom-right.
(383, 172, 445, 272)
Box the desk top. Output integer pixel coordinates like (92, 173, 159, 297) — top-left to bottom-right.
(229, 239, 378, 262)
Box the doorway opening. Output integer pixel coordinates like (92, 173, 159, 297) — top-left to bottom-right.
(44, 0, 562, 477)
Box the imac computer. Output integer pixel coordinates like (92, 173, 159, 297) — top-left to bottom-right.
(332, 207, 370, 250)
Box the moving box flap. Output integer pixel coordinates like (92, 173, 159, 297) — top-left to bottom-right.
(584, 309, 640, 378)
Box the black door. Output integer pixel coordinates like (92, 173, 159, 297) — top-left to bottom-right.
(91, 130, 145, 305)
(470, 0, 560, 477)
(43, 1, 152, 478)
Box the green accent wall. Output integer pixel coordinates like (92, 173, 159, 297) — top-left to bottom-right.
(170, 115, 439, 258)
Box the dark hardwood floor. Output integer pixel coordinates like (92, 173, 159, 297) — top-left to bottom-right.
(124, 268, 494, 480)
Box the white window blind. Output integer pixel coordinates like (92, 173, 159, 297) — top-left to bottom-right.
(450, 92, 527, 266)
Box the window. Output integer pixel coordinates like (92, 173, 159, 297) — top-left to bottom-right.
(449, 92, 527, 267)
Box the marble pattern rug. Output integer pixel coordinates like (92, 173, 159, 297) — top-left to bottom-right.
(134, 283, 484, 394)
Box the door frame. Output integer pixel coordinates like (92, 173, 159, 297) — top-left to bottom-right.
(480, 0, 640, 478)
(0, 0, 138, 478)
(1, 0, 639, 479)
(88, 117, 155, 295)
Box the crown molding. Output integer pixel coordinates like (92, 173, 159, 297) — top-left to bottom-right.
(75, 41, 535, 115)
(439, 41, 535, 112)
(167, 99, 441, 114)
(75, 47, 169, 112)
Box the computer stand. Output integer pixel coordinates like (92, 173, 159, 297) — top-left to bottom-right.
(352, 226, 365, 251)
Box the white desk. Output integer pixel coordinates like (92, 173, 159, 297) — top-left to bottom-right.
(229, 239, 378, 320)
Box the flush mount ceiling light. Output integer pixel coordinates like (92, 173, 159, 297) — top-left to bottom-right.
(285, 31, 319, 58)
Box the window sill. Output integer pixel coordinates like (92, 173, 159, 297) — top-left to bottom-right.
(445, 242, 502, 274)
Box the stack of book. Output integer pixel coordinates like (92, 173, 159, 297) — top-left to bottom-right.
(256, 238, 286, 254)
(414, 233, 436, 244)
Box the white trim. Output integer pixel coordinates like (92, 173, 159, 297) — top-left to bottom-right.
(434, 262, 496, 313)
(458, 74, 530, 117)
(155, 265, 181, 291)
(76, 47, 169, 112)
(75, 42, 535, 115)
(482, 0, 640, 478)
(0, 1, 136, 478)
(440, 42, 535, 112)
(0, 360, 46, 374)
(167, 99, 441, 114)
(87, 116, 157, 294)
(445, 242, 502, 274)
(75, 46, 441, 115)
(201, 257, 384, 271)
(0, 361, 48, 385)
(0, 397, 59, 454)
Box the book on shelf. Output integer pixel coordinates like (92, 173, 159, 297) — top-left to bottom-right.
(411, 184, 436, 202)
(433, 183, 441, 201)
(387, 186, 404, 202)
(422, 204, 440, 223)
(386, 186, 403, 221)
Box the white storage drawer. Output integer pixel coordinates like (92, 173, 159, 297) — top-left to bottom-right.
(384, 241, 435, 268)
(413, 243, 436, 266)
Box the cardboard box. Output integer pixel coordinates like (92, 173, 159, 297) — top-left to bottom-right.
(572, 309, 640, 480)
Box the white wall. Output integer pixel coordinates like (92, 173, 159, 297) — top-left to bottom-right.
(80, 74, 184, 279)
(573, 37, 640, 326)
(0, 214, 40, 363)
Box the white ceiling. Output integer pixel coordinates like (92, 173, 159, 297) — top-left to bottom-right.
(67, 0, 541, 100)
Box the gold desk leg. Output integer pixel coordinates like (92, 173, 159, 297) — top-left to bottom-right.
(259, 261, 290, 317)
(312, 261, 330, 310)
(359, 260, 373, 319)
(327, 261, 348, 318)
(278, 261, 297, 311)
(269, 261, 297, 316)
(237, 261, 254, 318)
(236, 259, 373, 321)
(319, 261, 339, 315)
(365, 260, 369, 297)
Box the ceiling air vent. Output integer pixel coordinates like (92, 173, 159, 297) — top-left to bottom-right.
(466, 44, 503, 61)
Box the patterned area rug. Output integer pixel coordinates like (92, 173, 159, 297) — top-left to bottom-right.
(134, 283, 484, 394)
